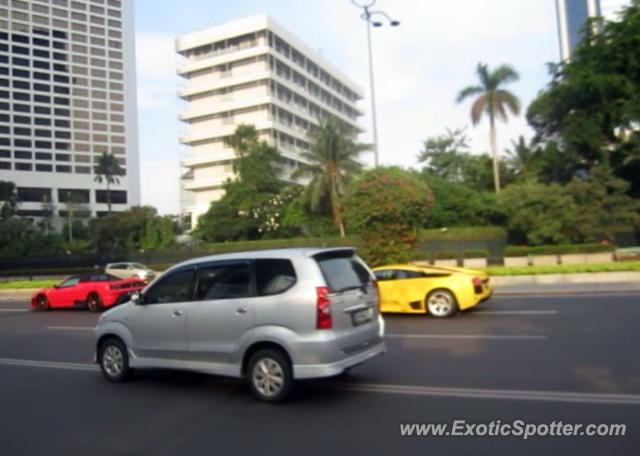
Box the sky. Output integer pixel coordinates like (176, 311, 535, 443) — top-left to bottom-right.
(133, 0, 584, 215)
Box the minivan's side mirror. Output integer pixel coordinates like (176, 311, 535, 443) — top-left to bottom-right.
(131, 291, 142, 304)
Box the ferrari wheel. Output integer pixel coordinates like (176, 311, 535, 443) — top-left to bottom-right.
(36, 294, 50, 311)
(87, 292, 103, 312)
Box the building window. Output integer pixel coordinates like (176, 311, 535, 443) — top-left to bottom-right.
(17, 187, 52, 203)
(96, 190, 127, 204)
(15, 162, 32, 171)
(36, 164, 54, 172)
(33, 49, 50, 58)
(58, 188, 90, 203)
(34, 61, 51, 70)
(14, 138, 31, 147)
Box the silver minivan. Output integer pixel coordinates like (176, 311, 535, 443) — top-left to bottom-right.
(94, 247, 386, 402)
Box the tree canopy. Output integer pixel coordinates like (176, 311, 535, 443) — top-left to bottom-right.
(527, 1, 640, 194)
(195, 125, 290, 242)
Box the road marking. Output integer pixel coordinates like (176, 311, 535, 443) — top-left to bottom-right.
(0, 357, 637, 405)
(0, 309, 29, 312)
(330, 382, 640, 405)
(386, 334, 546, 340)
(0, 357, 98, 372)
(471, 310, 558, 315)
(47, 326, 94, 331)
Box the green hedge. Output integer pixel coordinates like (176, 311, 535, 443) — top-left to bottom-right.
(0, 267, 98, 278)
(504, 243, 616, 257)
(434, 250, 458, 260)
(201, 236, 359, 253)
(419, 226, 507, 242)
(464, 249, 489, 258)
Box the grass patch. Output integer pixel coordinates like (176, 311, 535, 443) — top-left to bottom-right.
(486, 261, 640, 276)
(0, 280, 59, 289)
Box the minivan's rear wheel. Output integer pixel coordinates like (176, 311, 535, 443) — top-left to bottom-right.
(247, 349, 292, 403)
(426, 289, 458, 318)
(87, 292, 103, 312)
(98, 338, 130, 382)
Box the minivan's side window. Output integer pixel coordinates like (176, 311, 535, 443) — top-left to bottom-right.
(144, 269, 194, 304)
(196, 263, 252, 300)
(255, 259, 296, 296)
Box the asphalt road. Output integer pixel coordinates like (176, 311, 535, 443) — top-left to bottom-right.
(0, 293, 638, 455)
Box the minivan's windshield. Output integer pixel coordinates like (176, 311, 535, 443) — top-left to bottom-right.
(315, 252, 372, 293)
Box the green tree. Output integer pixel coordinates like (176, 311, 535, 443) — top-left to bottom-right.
(498, 180, 578, 245)
(419, 174, 505, 228)
(419, 128, 515, 192)
(503, 136, 540, 179)
(195, 125, 286, 242)
(297, 117, 368, 237)
(0, 181, 19, 220)
(141, 215, 176, 250)
(457, 63, 521, 193)
(0, 218, 65, 258)
(418, 127, 471, 181)
(89, 206, 157, 253)
(94, 152, 124, 213)
(343, 167, 433, 265)
(565, 167, 640, 242)
(527, 2, 640, 194)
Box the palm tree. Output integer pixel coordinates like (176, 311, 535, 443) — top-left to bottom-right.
(456, 63, 521, 193)
(298, 117, 369, 237)
(504, 136, 538, 178)
(94, 152, 124, 213)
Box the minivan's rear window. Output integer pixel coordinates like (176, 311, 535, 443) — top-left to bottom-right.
(315, 252, 372, 293)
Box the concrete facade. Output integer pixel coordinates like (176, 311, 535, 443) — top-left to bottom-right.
(176, 15, 364, 228)
(0, 0, 140, 227)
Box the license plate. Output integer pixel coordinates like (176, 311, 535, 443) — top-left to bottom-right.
(352, 307, 373, 326)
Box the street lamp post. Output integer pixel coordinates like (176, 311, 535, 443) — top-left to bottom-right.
(350, 0, 399, 168)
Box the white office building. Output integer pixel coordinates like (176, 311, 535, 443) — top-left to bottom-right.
(176, 15, 364, 228)
(0, 0, 140, 225)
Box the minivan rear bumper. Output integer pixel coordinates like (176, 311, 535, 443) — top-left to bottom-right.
(293, 339, 386, 379)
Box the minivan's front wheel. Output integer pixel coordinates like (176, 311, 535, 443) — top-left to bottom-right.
(98, 338, 130, 382)
(247, 349, 292, 403)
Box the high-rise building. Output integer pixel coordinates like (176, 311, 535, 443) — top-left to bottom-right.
(556, 0, 632, 61)
(0, 0, 140, 225)
(555, 0, 602, 61)
(176, 15, 364, 228)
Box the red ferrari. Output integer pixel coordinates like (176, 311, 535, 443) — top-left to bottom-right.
(31, 273, 146, 312)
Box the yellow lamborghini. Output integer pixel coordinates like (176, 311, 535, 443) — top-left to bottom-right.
(372, 264, 492, 317)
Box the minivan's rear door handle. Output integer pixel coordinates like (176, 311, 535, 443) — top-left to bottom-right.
(173, 310, 183, 317)
(236, 307, 248, 315)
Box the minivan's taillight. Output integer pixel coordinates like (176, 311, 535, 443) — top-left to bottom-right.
(316, 286, 332, 329)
